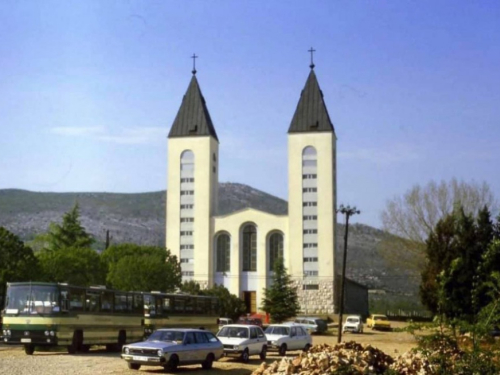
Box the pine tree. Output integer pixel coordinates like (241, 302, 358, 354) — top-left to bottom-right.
(261, 257, 300, 323)
(46, 204, 94, 251)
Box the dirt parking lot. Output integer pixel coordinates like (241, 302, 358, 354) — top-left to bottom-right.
(0, 323, 416, 375)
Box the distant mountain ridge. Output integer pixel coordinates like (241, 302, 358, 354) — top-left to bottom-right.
(0, 184, 419, 295)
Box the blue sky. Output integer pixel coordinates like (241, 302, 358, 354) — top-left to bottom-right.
(1, 1, 499, 228)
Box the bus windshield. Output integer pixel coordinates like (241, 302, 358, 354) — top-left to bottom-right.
(5, 284, 59, 314)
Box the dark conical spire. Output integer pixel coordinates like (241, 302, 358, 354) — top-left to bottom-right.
(288, 69, 335, 134)
(168, 75, 219, 141)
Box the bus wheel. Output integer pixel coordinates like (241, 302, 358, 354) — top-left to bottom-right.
(128, 363, 141, 370)
(117, 330, 126, 351)
(105, 344, 115, 352)
(67, 344, 76, 354)
(80, 345, 90, 353)
(24, 345, 35, 355)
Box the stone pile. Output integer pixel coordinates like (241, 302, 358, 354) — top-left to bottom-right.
(251, 342, 443, 375)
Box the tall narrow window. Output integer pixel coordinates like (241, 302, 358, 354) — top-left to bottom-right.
(216, 234, 230, 272)
(242, 225, 257, 272)
(269, 233, 284, 271)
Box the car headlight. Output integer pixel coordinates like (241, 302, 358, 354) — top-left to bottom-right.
(124, 347, 130, 355)
(44, 331, 49, 336)
(50, 331, 55, 336)
(7, 330, 11, 336)
(157, 349, 163, 356)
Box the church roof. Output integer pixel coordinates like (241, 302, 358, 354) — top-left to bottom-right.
(288, 69, 335, 134)
(168, 75, 219, 141)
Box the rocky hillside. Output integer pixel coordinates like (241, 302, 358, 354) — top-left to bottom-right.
(0, 184, 419, 295)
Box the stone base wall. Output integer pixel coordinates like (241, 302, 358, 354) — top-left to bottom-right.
(293, 279, 336, 315)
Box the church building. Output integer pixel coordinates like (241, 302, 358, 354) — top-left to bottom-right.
(166, 60, 338, 314)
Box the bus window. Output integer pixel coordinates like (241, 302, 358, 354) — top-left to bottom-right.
(185, 298, 194, 314)
(127, 294, 134, 312)
(163, 296, 172, 314)
(144, 294, 152, 316)
(68, 288, 85, 312)
(86, 292, 100, 312)
(195, 297, 205, 314)
(133, 294, 143, 313)
(115, 293, 127, 312)
(211, 298, 218, 315)
(101, 292, 113, 312)
(174, 297, 185, 314)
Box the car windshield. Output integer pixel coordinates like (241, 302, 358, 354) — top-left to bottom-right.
(346, 318, 359, 323)
(264, 326, 290, 335)
(147, 330, 185, 342)
(5, 284, 59, 314)
(217, 327, 249, 338)
(374, 316, 387, 321)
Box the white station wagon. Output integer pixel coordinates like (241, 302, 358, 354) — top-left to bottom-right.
(264, 323, 312, 356)
(216, 324, 267, 363)
(121, 328, 223, 371)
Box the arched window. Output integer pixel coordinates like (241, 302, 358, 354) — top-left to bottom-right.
(181, 150, 194, 171)
(269, 233, 284, 271)
(242, 225, 257, 272)
(216, 234, 230, 272)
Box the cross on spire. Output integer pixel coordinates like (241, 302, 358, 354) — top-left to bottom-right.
(308, 47, 316, 69)
(191, 53, 198, 75)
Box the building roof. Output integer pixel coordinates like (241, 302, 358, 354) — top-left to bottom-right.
(168, 75, 219, 141)
(288, 69, 335, 134)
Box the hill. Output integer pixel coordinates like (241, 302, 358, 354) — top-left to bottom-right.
(0, 184, 419, 295)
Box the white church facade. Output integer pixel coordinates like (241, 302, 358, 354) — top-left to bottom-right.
(166, 63, 338, 314)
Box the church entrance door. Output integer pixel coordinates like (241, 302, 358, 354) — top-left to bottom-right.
(242, 291, 256, 314)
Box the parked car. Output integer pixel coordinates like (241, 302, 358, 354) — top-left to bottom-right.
(237, 317, 263, 327)
(216, 324, 267, 363)
(342, 315, 364, 333)
(121, 328, 223, 371)
(294, 317, 328, 334)
(264, 323, 312, 356)
(366, 314, 391, 330)
(217, 317, 233, 330)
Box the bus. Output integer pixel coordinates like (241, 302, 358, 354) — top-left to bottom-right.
(143, 292, 220, 335)
(1, 282, 219, 355)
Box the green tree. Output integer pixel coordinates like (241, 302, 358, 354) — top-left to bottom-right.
(420, 207, 496, 321)
(37, 247, 106, 286)
(102, 243, 181, 292)
(45, 204, 94, 251)
(261, 257, 300, 323)
(0, 227, 40, 295)
(203, 284, 246, 322)
(179, 280, 202, 295)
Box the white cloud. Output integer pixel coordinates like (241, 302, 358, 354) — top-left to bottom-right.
(49, 126, 166, 145)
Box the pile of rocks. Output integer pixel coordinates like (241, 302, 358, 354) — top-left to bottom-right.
(251, 342, 437, 375)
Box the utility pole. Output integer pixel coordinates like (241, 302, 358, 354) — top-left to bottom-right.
(336, 204, 360, 344)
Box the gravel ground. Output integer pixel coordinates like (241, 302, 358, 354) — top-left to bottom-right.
(0, 323, 417, 375)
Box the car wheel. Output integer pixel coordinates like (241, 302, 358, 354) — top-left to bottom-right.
(24, 345, 35, 355)
(202, 353, 214, 369)
(259, 345, 267, 360)
(303, 344, 311, 352)
(128, 363, 141, 370)
(241, 348, 250, 363)
(166, 355, 179, 371)
(279, 344, 287, 356)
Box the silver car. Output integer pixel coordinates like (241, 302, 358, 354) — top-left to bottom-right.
(121, 328, 223, 371)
